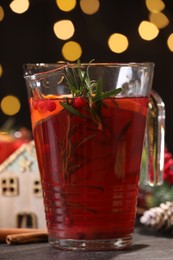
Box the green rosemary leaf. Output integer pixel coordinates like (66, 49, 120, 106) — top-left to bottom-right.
(74, 134, 96, 150)
(77, 60, 85, 82)
(68, 121, 87, 137)
(95, 88, 122, 101)
(60, 101, 88, 119)
(71, 68, 81, 91)
(62, 60, 123, 129)
(64, 71, 78, 95)
(65, 68, 75, 85)
(118, 120, 132, 141)
(89, 106, 103, 130)
(95, 77, 103, 99)
(85, 59, 95, 87)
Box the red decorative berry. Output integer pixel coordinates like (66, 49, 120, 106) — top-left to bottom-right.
(46, 100, 56, 112)
(32, 100, 56, 112)
(37, 100, 45, 110)
(32, 100, 38, 110)
(163, 148, 173, 185)
(73, 97, 86, 109)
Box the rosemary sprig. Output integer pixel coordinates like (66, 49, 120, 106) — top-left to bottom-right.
(60, 100, 88, 119)
(60, 60, 122, 129)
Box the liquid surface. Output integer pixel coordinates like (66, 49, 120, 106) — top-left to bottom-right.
(29, 97, 148, 240)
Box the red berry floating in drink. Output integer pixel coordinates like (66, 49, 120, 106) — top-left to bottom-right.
(46, 100, 57, 112)
(73, 97, 87, 109)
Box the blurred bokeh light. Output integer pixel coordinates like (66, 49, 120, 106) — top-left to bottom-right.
(9, 0, 30, 14)
(145, 0, 165, 13)
(53, 20, 75, 40)
(56, 0, 76, 12)
(0, 65, 3, 77)
(149, 12, 169, 29)
(0, 6, 4, 21)
(80, 0, 100, 15)
(62, 41, 82, 61)
(1, 96, 21, 116)
(108, 34, 129, 53)
(167, 33, 173, 52)
(138, 21, 159, 40)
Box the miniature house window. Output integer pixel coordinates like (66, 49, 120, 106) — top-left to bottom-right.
(33, 179, 42, 197)
(0, 176, 19, 196)
(17, 212, 37, 228)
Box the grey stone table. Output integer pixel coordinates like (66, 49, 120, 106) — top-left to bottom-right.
(0, 226, 173, 260)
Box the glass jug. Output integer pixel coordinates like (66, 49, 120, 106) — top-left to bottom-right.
(23, 62, 165, 251)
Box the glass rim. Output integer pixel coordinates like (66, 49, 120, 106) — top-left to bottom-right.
(23, 62, 155, 80)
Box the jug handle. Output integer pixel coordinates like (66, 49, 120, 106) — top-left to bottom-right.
(142, 90, 165, 186)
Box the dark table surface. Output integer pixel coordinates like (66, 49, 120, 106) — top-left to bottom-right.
(1, 225, 173, 260)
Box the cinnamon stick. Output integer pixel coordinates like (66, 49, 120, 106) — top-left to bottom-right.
(0, 228, 47, 243)
(6, 231, 48, 245)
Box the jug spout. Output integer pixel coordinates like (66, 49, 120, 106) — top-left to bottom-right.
(23, 63, 69, 99)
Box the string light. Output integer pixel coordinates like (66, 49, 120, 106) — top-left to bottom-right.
(80, 0, 100, 15)
(167, 34, 173, 52)
(56, 0, 76, 12)
(0, 96, 21, 116)
(62, 41, 82, 61)
(9, 0, 30, 14)
(0, 6, 4, 21)
(145, 0, 165, 13)
(108, 33, 128, 54)
(138, 21, 159, 41)
(53, 20, 75, 40)
(149, 12, 169, 29)
(0, 64, 3, 77)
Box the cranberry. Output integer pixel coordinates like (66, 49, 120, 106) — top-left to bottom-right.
(73, 97, 86, 109)
(46, 100, 56, 112)
(32, 100, 38, 110)
(38, 100, 45, 110)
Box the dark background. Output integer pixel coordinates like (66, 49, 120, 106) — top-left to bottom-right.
(0, 0, 173, 153)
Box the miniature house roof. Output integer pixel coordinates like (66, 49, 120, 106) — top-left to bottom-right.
(0, 140, 39, 174)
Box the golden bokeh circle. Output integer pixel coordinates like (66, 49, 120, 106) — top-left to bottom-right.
(108, 33, 129, 53)
(167, 33, 173, 52)
(138, 21, 159, 41)
(9, 0, 30, 14)
(62, 41, 82, 61)
(80, 0, 100, 15)
(56, 0, 76, 12)
(1, 95, 21, 116)
(53, 20, 75, 40)
(0, 64, 3, 77)
(145, 0, 165, 13)
(149, 12, 169, 29)
(0, 6, 5, 21)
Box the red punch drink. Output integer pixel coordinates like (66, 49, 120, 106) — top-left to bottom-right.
(29, 96, 149, 247)
(24, 62, 162, 250)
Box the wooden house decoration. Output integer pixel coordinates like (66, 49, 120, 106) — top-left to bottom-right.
(0, 140, 46, 229)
